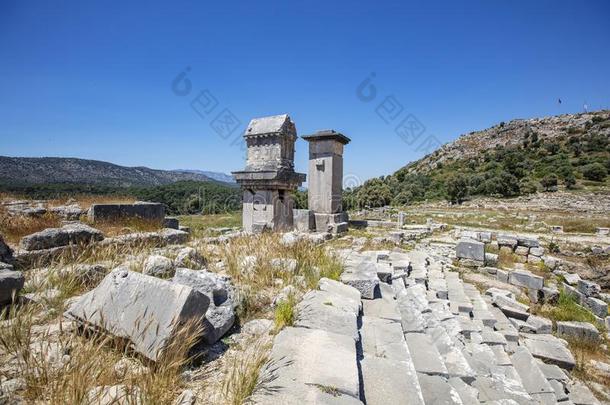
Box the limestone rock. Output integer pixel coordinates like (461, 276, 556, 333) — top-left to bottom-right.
(143, 255, 175, 278)
(20, 223, 103, 251)
(577, 279, 601, 297)
(66, 269, 210, 361)
(86, 385, 142, 405)
(159, 228, 189, 245)
(456, 238, 485, 262)
(174, 247, 206, 269)
(556, 321, 600, 341)
(523, 334, 576, 370)
(508, 269, 543, 290)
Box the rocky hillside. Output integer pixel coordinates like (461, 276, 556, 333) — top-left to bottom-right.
(348, 110, 610, 208)
(407, 110, 610, 174)
(0, 157, 222, 187)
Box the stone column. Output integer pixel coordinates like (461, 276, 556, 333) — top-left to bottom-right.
(302, 130, 351, 233)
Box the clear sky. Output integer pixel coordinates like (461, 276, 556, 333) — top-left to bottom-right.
(1, 0, 609, 186)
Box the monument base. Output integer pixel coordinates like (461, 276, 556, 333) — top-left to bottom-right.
(314, 212, 349, 234)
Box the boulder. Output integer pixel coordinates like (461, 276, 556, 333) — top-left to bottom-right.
(172, 268, 236, 344)
(0, 269, 25, 304)
(456, 238, 485, 262)
(556, 321, 600, 342)
(0, 234, 14, 264)
(143, 255, 175, 278)
(49, 204, 83, 220)
(174, 247, 206, 269)
(20, 223, 104, 251)
(66, 269, 210, 361)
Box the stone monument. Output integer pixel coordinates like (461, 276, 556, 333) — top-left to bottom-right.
(302, 129, 351, 233)
(232, 114, 306, 233)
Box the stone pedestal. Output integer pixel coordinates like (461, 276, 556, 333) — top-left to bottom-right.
(293, 209, 315, 232)
(232, 115, 305, 234)
(303, 130, 351, 233)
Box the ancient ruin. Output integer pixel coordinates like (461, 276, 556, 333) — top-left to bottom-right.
(302, 129, 351, 233)
(232, 114, 306, 233)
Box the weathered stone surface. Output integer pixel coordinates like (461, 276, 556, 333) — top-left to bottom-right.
(143, 255, 175, 278)
(66, 269, 210, 361)
(0, 234, 14, 264)
(416, 373, 463, 405)
(163, 217, 179, 229)
(525, 315, 552, 334)
(492, 294, 529, 320)
(484, 253, 498, 267)
(361, 357, 424, 405)
(556, 321, 600, 341)
(497, 234, 518, 248)
(585, 296, 608, 318)
(174, 247, 206, 269)
(456, 238, 485, 262)
(159, 228, 189, 245)
(340, 261, 379, 299)
(20, 223, 104, 251)
(172, 268, 235, 344)
(0, 269, 24, 304)
(293, 209, 314, 232)
(517, 236, 539, 248)
(88, 202, 165, 223)
(319, 277, 361, 308)
(510, 347, 555, 398)
(541, 286, 559, 304)
(404, 333, 448, 376)
(577, 279, 601, 297)
(523, 334, 576, 370)
(294, 290, 359, 341)
(529, 247, 544, 257)
(562, 272, 581, 286)
(496, 269, 509, 283)
(252, 327, 361, 404)
(515, 246, 529, 256)
(568, 382, 601, 405)
(508, 270, 543, 290)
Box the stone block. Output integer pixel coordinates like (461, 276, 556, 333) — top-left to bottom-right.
(163, 217, 179, 229)
(88, 202, 165, 223)
(527, 255, 542, 265)
(340, 261, 379, 299)
(563, 283, 586, 304)
(20, 223, 104, 251)
(295, 290, 359, 341)
(514, 246, 529, 256)
(496, 269, 509, 283)
(143, 255, 175, 278)
(456, 238, 485, 262)
(332, 222, 349, 234)
(525, 315, 552, 334)
(66, 269, 210, 361)
(542, 287, 559, 304)
(292, 209, 314, 232)
(557, 321, 600, 341)
(497, 234, 518, 248)
(529, 247, 544, 257)
(562, 272, 581, 285)
(577, 279, 601, 297)
(523, 334, 576, 370)
(492, 294, 529, 320)
(172, 268, 236, 344)
(251, 327, 361, 404)
(314, 212, 348, 233)
(517, 236, 540, 248)
(404, 333, 448, 376)
(586, 296, 608, 318)
(479, 231, 492, 243)
(509, 270, 543, 290)
(484, 253, 498, 267)
(0, 269, 25, 304)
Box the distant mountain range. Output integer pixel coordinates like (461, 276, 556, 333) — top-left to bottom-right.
(173, 169, 235, 183)
(0, 156, 235, 187)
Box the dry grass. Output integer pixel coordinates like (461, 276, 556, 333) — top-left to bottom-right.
(0, 302, 203, 404)
(84, 217, 163, 237)
(179, 213, 242, 238)
(0, 206, 62, 245)
(204, 233, 343, 322)
(47, 195, 136, 210)
(221, 339, 271, 405)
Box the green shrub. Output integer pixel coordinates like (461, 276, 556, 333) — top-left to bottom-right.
(582, 163, 607, 182)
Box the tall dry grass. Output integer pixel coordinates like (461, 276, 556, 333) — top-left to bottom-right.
(0, 206, 62, 245)
(0, 303, 204, 404)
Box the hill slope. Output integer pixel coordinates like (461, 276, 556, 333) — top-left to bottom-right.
(0, 157, 224, 187)
(347, 110, 610, 208)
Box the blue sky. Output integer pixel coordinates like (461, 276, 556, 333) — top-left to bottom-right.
(1, 1, 609, 185)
